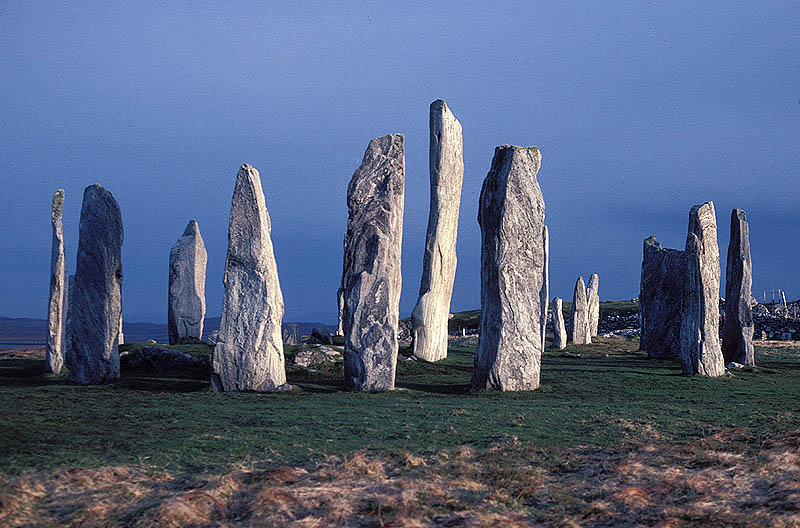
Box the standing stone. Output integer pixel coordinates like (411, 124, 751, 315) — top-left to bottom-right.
(46, 190, 66, 374)
(569, 277, 591, 345)
(212, 164, 286, 392)
(680, 201, 725, 376)
(411, 99, 464, 362)
(342, 134, 405, 391)
(67, 185, 123, 384)
(118, 317, 124, 345)
(472, 145, 548, 391)
(551, 297, 567, 350)
(282, 323, 302, 345)
(335, 287, 345, 336)
(722, 209, 754, 366)
(639, 236, 685, 358)
(168, 220, 208, 345)
(587, 273, 600, 337)
(64, 274, 74, 365)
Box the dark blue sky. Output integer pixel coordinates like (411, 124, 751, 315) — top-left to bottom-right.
(1, 2, 798, 323)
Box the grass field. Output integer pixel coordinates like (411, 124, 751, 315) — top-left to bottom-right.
(0, 321, 798, 526)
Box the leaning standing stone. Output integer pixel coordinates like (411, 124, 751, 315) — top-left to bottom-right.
(587, 273, 600, 337)
(67, 185, 123, 384)
(551, 297, 567, 349)
(472, 145, 548, 391)
(680, 201, 725, 376)
(639, 236, 684, 358)
(342, 134, 405, 391)
(168, 220, 207, 345)
(46, 190, 66, 374)
(212, 165, 286, 392)
(722, 208, 754, 366)
(569, 277, 591, 345)
(411, 99, 464, 362)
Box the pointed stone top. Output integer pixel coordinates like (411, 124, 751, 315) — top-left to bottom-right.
(588, 273, 599, 286)
(431, 98, 449, 111)
(366, 134, 404, 156)
(644, 235, 660, 248)
(574, 276, 586, 295)
(731, 208, 747, 222)
(52, 189, 64, 222)
(183, 219, 200, 237)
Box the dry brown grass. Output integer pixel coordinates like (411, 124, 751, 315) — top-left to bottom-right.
(1, 428, 798, 527)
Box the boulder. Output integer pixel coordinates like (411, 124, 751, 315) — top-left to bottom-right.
(586, 273, 600, 337)
(639, 236, 684, 358)
(46, 190, 66, 374)
(293, 345, 343, 368)
(569, 276, 591, 345)
(121, 346, 209, 376)
(551, 297, 567, 349)
(306, 327, 333, 345)
(472, 145, 548, 391)
(341, 134, 405, 391)
(411, 99, 464, 362)
(67, 185, 123, 384)
(212, 164, 286, 392)
(721, 209, 754, 366)
(168, 220, 207, 345)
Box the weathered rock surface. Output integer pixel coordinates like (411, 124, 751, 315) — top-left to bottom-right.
(168, 220, 207, 345)
(569, 277, 591, 345)
(472, 145, 548, 391)
(411, 99, 464, 362)
(587, 273, 600, 337)
(118, 317, 124, 345)
(722, 208, 755, 366)
(639, 236, 684, 358)
(212, 164, 286, 392)
(551, 297, 567, 350)
(342, 134, 405, 391)
(282, 324, 302, 345)
(206, 330, 219, 346)
(293, 345, 343, 367)
(336, 287, 345, 336)
(46, 190, 66, 374)
(67, 185, 123, 384)
(680, 202, 725, 376)
(64, 274, 74, 364)
(121, 346, 209, 376)
(306, 328, 333, 345)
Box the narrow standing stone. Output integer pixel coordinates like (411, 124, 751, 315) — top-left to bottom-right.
(411, 99, 464, 362)
(335, 287, 345, 336)
(168, 220, 207, 345)
(639, 236, 684, 358)
(46, 190, 66, 374)
(722, 208, 754, 366)
(342, 134, 405, 391)
(64, 274, 74, 364)
(282, 324, 302, 345)
(551, 297, 567, 349)
(569, 276, 591, 345)
(472, 145, 548, 391)
(67, 185, 123, 384)
(212, 165, 286, 392)
(680, 201, 725, 376)
(587, 273, 600, 337)
(118, 317, 124, 345)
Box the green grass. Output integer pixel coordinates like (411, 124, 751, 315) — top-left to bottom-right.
(1, 334, 797, 476)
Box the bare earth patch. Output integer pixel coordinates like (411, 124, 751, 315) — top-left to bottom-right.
(1, 428, 798, 527)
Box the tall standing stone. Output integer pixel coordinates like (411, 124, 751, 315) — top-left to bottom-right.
(67, 185, 123, 384)
(587, 273, 600, 337)
(551, 297, 567, 350)
(472, 145, 548, 391)
(722, 208, 754, 366)
(46, 190, 66, 374)
(335, 287, 345, 336)
(212, 165, 286, 392)
(342, 134, 405, 391)
(680, 201, 725, 376)
(569, 277, 591, 344)
(64, 274, 74, 364)
(639, 236, 684, 358)
(118, 317, 124, 345)
(411, 99, 464, 362)
(168, 220, 207, 345)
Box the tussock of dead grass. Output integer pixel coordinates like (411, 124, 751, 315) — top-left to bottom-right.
(1, 429, 799, 527)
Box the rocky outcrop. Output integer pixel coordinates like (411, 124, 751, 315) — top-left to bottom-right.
(680, 202, 725, 376)
(212, 164, 286, 392)
(342, 134, 405, 391)
(587, 273, 600, 337)
(411, 99, 464, 362)
(639, 236, 684, 358)
(722, 208, 754, 366)
(472, 145, 548, 391)
(46, 190, 66, 374)
(168, 220, 207, 345)
(551, 297, 567, 349)
(67, 185, 123, 384)
(569, 277, 591, 345)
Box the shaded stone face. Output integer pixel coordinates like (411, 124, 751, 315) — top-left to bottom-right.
(639, 236, 685, 358)
(168, 220, 207, 345)
(587, 273, 600, 337)
(342, 134, 405, 391)
(569, 276, 591, 345)
(680, 201, 725, 377)
(67, 184, 123, 384)
(212, 164, 286, 392)
(472, 145, 548, 392)
(46, 189, 66, 374)
(551, 297, 567, 350)
(282, 324, 302, 345)
(722, 208, 754, 366)
(411, 99, 464, 362)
